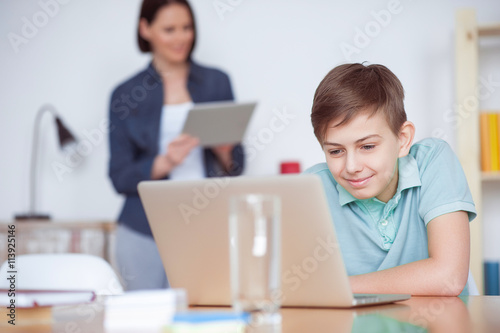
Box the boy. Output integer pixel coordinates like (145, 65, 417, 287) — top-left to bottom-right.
(305, 63, 476, 296)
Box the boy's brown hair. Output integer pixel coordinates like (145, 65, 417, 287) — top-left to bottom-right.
(311, 63, 407, 145)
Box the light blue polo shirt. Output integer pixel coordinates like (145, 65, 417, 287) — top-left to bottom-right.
(304, 138, 476, 293)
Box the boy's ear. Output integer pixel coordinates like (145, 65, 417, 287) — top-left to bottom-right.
(398, 121, 415, 158)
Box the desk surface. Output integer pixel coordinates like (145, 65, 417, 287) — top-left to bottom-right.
(1, 296, 499, 332)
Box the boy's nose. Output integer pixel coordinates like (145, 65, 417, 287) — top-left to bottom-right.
(345, 152, 363, 174)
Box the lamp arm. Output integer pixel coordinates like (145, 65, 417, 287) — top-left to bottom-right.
(28, 104, 58, 215)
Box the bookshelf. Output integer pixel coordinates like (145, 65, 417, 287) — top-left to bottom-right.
(456, 9, 500, 294)
(482, 172, 500, 182)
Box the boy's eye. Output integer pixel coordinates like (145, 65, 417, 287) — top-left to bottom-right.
(329, 149, 344, 156)
(164, 27, 175, 33)
(362, 145, 375, 151)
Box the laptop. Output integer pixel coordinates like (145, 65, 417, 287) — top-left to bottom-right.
(181, 101, 256, 147)
(138, 174, 410, 308)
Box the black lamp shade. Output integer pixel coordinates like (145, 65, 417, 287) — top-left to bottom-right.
(55, 116, 76, 147)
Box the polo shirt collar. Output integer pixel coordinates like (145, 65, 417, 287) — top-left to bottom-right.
(337, 154, 421, 206)
(395, 153, 421, 195)
(337, 182, 358, 206)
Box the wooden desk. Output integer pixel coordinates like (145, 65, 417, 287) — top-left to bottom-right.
(0, 220, 116, 263)
(1, 296, 499, 332)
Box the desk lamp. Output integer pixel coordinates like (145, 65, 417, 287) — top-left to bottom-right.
(15, 104, 77, 221)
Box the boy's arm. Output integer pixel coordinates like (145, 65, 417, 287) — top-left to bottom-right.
(349, 211, 470, 296)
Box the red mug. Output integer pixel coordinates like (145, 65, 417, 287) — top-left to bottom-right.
(280, 161, 301, 174)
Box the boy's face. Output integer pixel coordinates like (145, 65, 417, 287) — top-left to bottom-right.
(323, 111, 405, 203)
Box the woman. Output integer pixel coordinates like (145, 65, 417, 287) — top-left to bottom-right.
(108, 0, 244, 290)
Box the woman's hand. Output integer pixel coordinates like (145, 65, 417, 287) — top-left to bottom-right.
(166, 134, 200, 166)
(151, 134, 199, 179)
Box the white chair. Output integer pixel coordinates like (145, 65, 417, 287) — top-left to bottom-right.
(0, 253, 123, 295)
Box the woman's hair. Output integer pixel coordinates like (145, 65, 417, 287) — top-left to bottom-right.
(137, 0, 196, 57)
(311, 63, 407, 145)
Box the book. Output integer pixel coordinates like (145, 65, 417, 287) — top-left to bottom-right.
(498, 114, 500, 169)
(480, 113, 491, 172)
(0, 290, 95, 308)
(490, 113, 500, 171)
(166, 311, 250, 333)
(484, 261, 500, 296)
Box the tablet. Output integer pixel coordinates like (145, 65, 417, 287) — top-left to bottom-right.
(181, 101, 256, 147)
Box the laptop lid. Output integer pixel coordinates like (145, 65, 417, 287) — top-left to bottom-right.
(138, 174, 408, 308)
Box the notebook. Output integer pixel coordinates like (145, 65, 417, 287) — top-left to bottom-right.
(138, 174, 410, 307)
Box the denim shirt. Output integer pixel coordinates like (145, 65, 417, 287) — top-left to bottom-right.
(108, 61, 245, 236)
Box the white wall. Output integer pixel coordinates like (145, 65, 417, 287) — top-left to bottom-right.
(0, 0, 499, 257)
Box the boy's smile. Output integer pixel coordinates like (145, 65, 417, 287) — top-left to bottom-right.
(346, 175, 373, 188)
(323, 110, 412, 203)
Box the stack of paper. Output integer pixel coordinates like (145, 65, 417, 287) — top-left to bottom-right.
(104, 289, 187, 332)
(166, 311, 249, 333)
